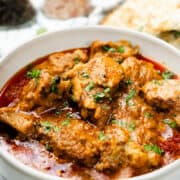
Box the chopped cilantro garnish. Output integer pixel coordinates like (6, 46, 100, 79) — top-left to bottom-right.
(27, 69, 41, 79)
(74, 57, 80, 64)
(71, 95, 76, 102)
(63, 101, 69, 107)
(112, 119, 136, 129)
(45, 143, 52, 151)
(27, 69, 41, 87)
(41, 121, 51, 126)
(99, 131, 106, 141)
(126, 79, 132, 85)
(50, 76, 60, 94)
(66, 112, 73, 118)
(128, 122, 136, 132)
(50, 84, 58, 94)
(41, 121, 59, 133)
(55, 109, 62, 115)
(163, 119, 177, 129)
(62, 77, 68, 81)
(53, 126, 60, 133)
(111, 119, 127, 127)
(108, 48, 116, 52)
(102, 45, 111, 51)
(144, 112, 152, 119)
(82, 72, 89, 78)
(162, 71, 174, 80)
(144, 144, 164, 155)
(152, 80, 162, 86)
(111, 119, 135, 132)
(85, 82, 94, 92)
(104, 87, 111, 94)
(111, 119, 118, 124)
(117, 46, 125, 53)
(126, 89, 135, 105)
(51, 75, 60, 84)
(93, 92, 105, 102)
(102, 45, 116, 52)
(102, 45, 125, 53)
(61, 119, 71, 126)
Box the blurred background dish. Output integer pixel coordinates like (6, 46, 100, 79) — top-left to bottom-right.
(0, 0, 179, 59)
(43, 0, 92, 20)
(0, 0, 36, 26)
(102, 0, 180, 49)
(0, 0, 123, 57)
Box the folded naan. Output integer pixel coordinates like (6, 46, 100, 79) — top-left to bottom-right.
(102, 0, 180, 48)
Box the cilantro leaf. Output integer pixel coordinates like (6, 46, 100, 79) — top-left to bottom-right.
(85, 82, 94, 92)
(82, 72, 89, 78)
(93, 92, 105, 102)
(117, 46, 125, 53)
(162, 71, 174, 79)
(27, 69, 41, 79)
(144, 144, 164, 155)
(126, 89, 135, 105)
(74, 57, 80, 64)
(61, 119, 71, 126)
(163, 119, 177, 129)
(99, 131, 106, 141)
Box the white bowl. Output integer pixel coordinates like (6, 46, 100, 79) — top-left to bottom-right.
(0, 26, 179, 180)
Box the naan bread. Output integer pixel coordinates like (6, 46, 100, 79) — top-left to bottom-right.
(102, 0, 180, 48)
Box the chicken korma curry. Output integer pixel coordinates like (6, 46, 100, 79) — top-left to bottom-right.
(0, 40, 179, 179)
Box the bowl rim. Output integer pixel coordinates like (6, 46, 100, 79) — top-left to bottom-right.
(0, 26, 179, 180)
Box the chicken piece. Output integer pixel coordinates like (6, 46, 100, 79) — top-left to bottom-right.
(95, 125, 129, 171)
(17, 70, 70, 111)
(0, 0, 35, 26)
(38, 115, 100, 167)
(147, 151, 161, 167)
(88, 56, 124, 88)
(142, 80, 180, 110)
(68, 56, 124, 128)
(121, 57, 161, 88)
(43, 0, 92, 20)
(14, 50, 88, 111)
(0, 107, 100, 167)
(0, 107, 34, 135)
(112, 92, 158, 144)
(96, 124, 159, 171)
(71, 74, 112, 128)
(90, 40, 139, 63)
(125, 142, 148, 168)
(38, 49, 88, 75)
